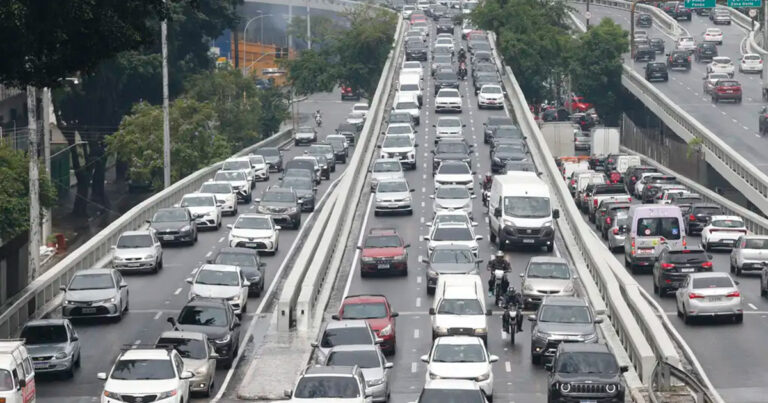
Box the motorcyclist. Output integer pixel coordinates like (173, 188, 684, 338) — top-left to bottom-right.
(458, 61, 467, 80)
(496, 271, 510, 307)
(501, 284, 524, 332)
(482, 172, 493, 205)
(314, 110, 322, 126)
(458, 47, 467, 63)
(487, 250, 512, 273)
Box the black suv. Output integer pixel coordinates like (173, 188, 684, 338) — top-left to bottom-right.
(645, 62, 668, 82)
(685, 203, 723, 234)
(171, 297, 241, 367)
(673, 3, 692, 20)
(434, 70, 460, 94)
(256, 186, 302, 229)
(667, 50, 691, 70)
(336, 123, 359, 145)
(636, 13, 652, 27)
(280, 175, 316, 211)
(405, 41, 428, 61)
(436, 18, 454, 34)
(649, 37, 665, 53)
(624, 165, 656, 193)
(254, 147, 283, 172)
(432, 138, 472, 174)
(694, 42, 718, 62)
(210, 247, 266, 297)
(653, 247, 713, 296)
(634, 45, 655, 62)
(546, 343, 628, 403)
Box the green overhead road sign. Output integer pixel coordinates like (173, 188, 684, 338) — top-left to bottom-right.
(727, 0, 761, 7)
(685, 0, 715, 7)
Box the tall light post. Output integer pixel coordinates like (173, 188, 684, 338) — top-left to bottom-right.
(630, 0, 641, 55)
(307, 0, 312, 50)
(242, 13, 274, 74)
(161, 0, 171, 189)
(763, 1, 768, 99)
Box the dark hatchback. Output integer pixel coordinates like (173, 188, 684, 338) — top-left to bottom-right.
(280, 176, 316, 212)
(649, 37, 665, 53)
(336, 123, 360, 145)
(483, 116, 515, 144)
(434, 70, 460, 94)
(653, 248, 713, 296)
(694, 42, 718, 62)
(406, 42, 428, 61)
(210, 247, 266, 297)
(147, 207, 198, 245)
(432, 139, 473, 174)
(685, 203, 723, 234)
(436, 18, 454, 34)
(634, 45, 656, 62)
(667, 50, 691, 70)
(636, 13, 652, 27)
(254, 147, 283, 172)
(645, 62, 668, 82)
(546, 343, 628, 403)
(171, 297, 241, 367)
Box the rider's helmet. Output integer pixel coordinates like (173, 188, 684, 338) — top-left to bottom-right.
(495, 250, 505, 259)
(484, 172, 492, 183)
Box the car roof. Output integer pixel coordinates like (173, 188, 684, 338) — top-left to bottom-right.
(434, 335, 483, 345)
(120, 348, 171, 361)
(185, 297, 229, 308)
(368, 228, 399, 236)
(325, 319, 370, 329)
(74, 268, 115, 276)
(25, 319, 68, 327)
(541, 296, 587, 306)
(344, 294, 389, 304)
(558, 342, 612, 354)
(304, 365, 358, 376)
(709, 215, 743, 221)
(237, 213, 272, 220)
(688, 272, 732, 279)
(158, 330, 207, 341)
(199, 263, 240, 273)
(328, 344, 380, 353)
(433, 243, 473, 251)
(424, 379, 480, 390)
(529, 256, 568, 265)
(217, 247, 260, 256)
(120, 230, 153, 237)
(435, 222, 470, 228)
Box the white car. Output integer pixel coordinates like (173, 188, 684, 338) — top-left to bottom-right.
(707, 57, 735, 77)
(179, 193, 221, 230)
(461, 19, 477, 38)
(431, 185, 475, 218)
(187, 264, 250, 315)
(213, 170, 252, 203)
(434, 116, 465, 143)
(701, 215, 747, 251)
(375, 178, 414, 216)
(434, 160, 474, 194)
(370, 158, 405, 190)
(352, 103, 369, 119)
(247, 154, 269, 181)
(401, 61, 424, 80)
(392, 92, 421, 125)
(98, 347, 192, 403)
(477, 85, 504, 109)
(380, 134, 417, 170)
(423, 222, 483, 256)
(421, 336, 497, 398)
(434, 38, 455, 55)
(385, 122, 417, 141)
(435, 88, 462, 113)
(402, 4, 415, 18)
(427, 210, 478, 229)
(222, 157, 256, 187)
(346, 111, 366, 127)
(739, 53, 763, 73)
(112, 230, 163, 273)
(702, 28, 723, 45)
(419, 379, 487, 401)
(199, 181, 238, 216)
(675, 36, 696, 53)
(633, 172, 663, 197)
(227, 213, 280, 253)
(702, 72, 730, 95)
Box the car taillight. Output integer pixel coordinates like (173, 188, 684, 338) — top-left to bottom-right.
(689, 292, 705, 299)
(612, 228, 619, 235)
(570, 179, 576, 185)
(660, 263, 675, 269)
(631, 176, 636, 181)
(606, 217, 612, 224)
(689, 214, 696, 221)
(594, 199, 598, 207)
(628, 197, 632, 202)
(701, 261, 713, 269)
(726, 291, 741, 298)
(688, 56, 691, 62)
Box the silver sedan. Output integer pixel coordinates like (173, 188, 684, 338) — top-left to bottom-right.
(675, 272, 743, 324)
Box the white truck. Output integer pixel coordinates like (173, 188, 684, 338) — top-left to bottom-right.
(540, 122, 577, 158)
(591, 127, 620, 156)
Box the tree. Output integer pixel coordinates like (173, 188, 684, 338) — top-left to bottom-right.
(106, 99, 231, 189)
(287, 14, 344, 45)
(571, 18, 628, 125)
(254, 87, 290, 139)
(0, 144, 56, 241)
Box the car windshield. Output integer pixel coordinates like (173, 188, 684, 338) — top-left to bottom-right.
(365, 235, 401, 248)
(667, 251, 707, 264)
(0, 370, 12, 391)
(214, 171, 246, 182)
(436, 72, 455, 80)
(110, 359, 175, 380)
(745, 55, 761, 61)
(215, 253, 257, 267)
(389, 113, 411, 123)
(636, 217, 681, 239)
(434, 214, 469, 226)
(744, 238, 768, 249)
(378, 180, 408, 193)
(320, 327, 371, 348)
(294, 376, 360, 399)
(436, 142, 468, 153)
(557, 352, 619, 374)
(433, 226, 472, 241)
(181, 196, 215, 207)
(69, 273, 113, 290)
(713, 57, 730, 64)
(694, 206, 722, 215)
(21, 325, 68, 344)
(195, 269, 240, 286)
(438, 163, 470, 174)
(482, 86, 502, 94)
(432, 248, 474, 264)
(436, 186, 470, 199)
(396, 101, 419, 110)
(438, 90, 459, 97)
(298, 126, 315, 134)
(538, 305, 591, 323)
(235, 216, 272, 229)
(437, 299, 483, 315)
(527, 263, 571, 279)
(434, 55, 452, 63)
(342, 303, 387, 320)
(200, 183, 231, 194)
(153, 209, 189, 222)
(496, 144, 524, 154)
(717, 80, 739, 87)
(403, 62, 421, 69)
(156, 337, 207, 360)
(433, 343, 485, 363)
(281, 177, 312, 190)
(383, 136, 413, 147)
(495, 126, 523, 138)
(475, 64, 495, 72)
(692, 276, 734, 289)
(418, 389, 485, 402)
(248, 155, 265, 165)
(711, 219, 744, 228)
(178, 306, 227, 327)
(222, 160, 250, 171)
(439, 119, 461, 128)
(256, 148, 279, 157)
(117, 234, 153, 248)
(374, 161, 402, 172)
(401, 83, 419, 91)
(262, 191, 295, 203)
(503, 196, 550, 218)
(327, 350, 381, 368)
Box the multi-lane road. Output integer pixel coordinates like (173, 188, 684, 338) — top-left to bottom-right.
(34, 92, 359, 403)
(572, 3, 768, 174)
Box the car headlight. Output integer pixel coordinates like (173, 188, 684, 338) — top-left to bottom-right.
(113, 256, 124, 261)
(583, 332, 598, 343)
(560, 383, 571, 393)
(523, 283, 533, 291)
(428, 371, 442, 379)
(157, 390, 179, 399)
(64, 300, 75, 305)
(427, 269, 438, 278)
(180, 225, 192, 232)
(194, 364, 210, 376)
(475, 371, 490, 382)
(361, 256, 375, 263)
(533, 329, 549, 341)
(563, 283, 574, 293)
(473, 328, 487, 335)
(503, 218, 515, 227)
(215, 334, 231, 344)
(103, 391, 121, 399)
(229, 294, 241, 303)
(144, 254, 154, 260)
(379, 324, 393, 336)
(205, 211, 215, 217)
(606, 383, 617, 394)
(287, 207, 298, 214)
(367, 378, 385, 387)
(99, 297, 117, 304)
(54, 351, 69, 359)
(392, 254, 407, 262)
(543, 220, 553, 227)
(434, 326, 447, 334)
(257, 205, 269, 213)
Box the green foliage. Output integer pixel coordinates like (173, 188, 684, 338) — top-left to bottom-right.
(0, 144, 56, 240)
(283, 49, 338, 96)
(106, 99, 231, 189)
(254, 86, 291, 139)
(570, 18, 628, 125)
(287, 15, 343, 45)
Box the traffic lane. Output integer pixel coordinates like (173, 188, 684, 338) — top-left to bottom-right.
(35, 91, 356, 401)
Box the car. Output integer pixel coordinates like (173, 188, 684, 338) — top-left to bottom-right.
(667, 50, 691, 70)
(246, 154, 269, 182)
(306, 143, 337, 172)
(490, 143, 527, 173)
(695, 6, 711, 16)
(702, 28, 723, 45)
(221, 157, 256, 187)
(379, 134, 417, 170)
(294, 155, 328, 180)
(434, 38, 455, 55)
(529, 296, 600, 365)
(312, 320, 380, 362)
(597, 200, 629, 235)
(336, 122, 360, 144)
(672, 3, 691, 20)
(633, 45, 655, 62)
(388, 110, 415, 127)
(226, 213, 280, 253)
(147, 207, 199, 247)
(417, 379, 488, 402)
(432, 185, 474, 218)
(21, 319, 81, 377)
(471, 51, 493, 66)
(435, 88, 462, 113)
(710, 79, 742, 103)
(546, 343, 628, 403)
(424, 222, 482, 257)
(187, 264, 250, 315)
(213, 170, 251, 203)
(503, 160, 536, 173)
(433, 69, 460, 94)
(564, 95, 592, 113)
(431, 54, 453, 77)
(477, 84, 504, 109)
(675, 36, 695, 53)
(402, 4, 415, 18)
(710, 8, 731, 25)
(675, 272, 743, 323)
(650, 37, 665, 53)
(341, 85, 361, 101)
(730, 235, 768, 276)
(685, 203, 723, 234)
(483, 116, 515, 144)
(254, 186, 301, 229)
(155, 330, 219, 397)
(199, 181, 237, 216)
(423, 244, 481, 293)
(707, 56, 734, 76)
(61, 268, 129, 321)
(433, 45, 454, 58)
(280, 175, 316, 212)
(427, 210, 478, 230)
(370, 158, 405, 191)
(606, 210, 629, 251)
(401, 61, 424, 80)
(693, 42, 718, 63)
(636, 12, 652, 27)
(284, 160, 319, 186)
(286, 365, 371, 402)
(471, 63, 497, 82)
(434, 116, 465, 144)
(701, 215, 747, 250)
(739, 53, 763, 73)
(436, 17, 454, 34)
(112, 230, 163, 273)
(473, 74, 499, 96)
(98, 346, 192, 403)
(209, 247, 265, 297)
(432, 138, 472, 174)
(434, 160, 474, 194)
(392, 92, 421, 126)
(333, 294, 399, 355)
(421, 336, 497, 399)
(520, 257, 575, 309)
(645, 62, 668, 82)
(374, 178, 415, 216)
(653, 248, 713, 296)
(405, 29, 426, 43)
(318, 345, 392, 402)
(702, 72, 730, 94)
(406, 40, 429, 61)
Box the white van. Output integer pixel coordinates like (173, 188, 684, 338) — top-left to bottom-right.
(430, 275, 490, 343)
(590, 127, 620, 156)
(392, 92, 421, 126)
(488, 172, 559, 252)
(398, 72, 423, 106)
(624, 205, 687, 273)
(615, 155, 641, 174)
(0, 340, 35, 403)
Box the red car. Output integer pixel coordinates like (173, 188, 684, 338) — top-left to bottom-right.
(358, 228, 409, 277)
(333, 294, 398, 355)
(341, 85, 360, 101)
(711, 79, 742, 103)
(565, 96, 593, 112)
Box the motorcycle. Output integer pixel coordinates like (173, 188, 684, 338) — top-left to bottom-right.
(501, 286, 524, 344)
(458, 63, 467, 80)
(481, 174, 492, 206)
(458, 49, 467, 63)
(315, 114, 322, 127)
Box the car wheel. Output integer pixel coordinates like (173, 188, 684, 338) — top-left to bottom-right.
(653, 280, 659, 295)
(546, 243, 553, 253)
(683, 309, 692, 324)
(761, 281, 767, 297)
(734, 313, 743, 324)
(242, 301, 247, 313)
(531, 354, 541, 365)
(736, 265, 743, 276)
(730, 260, 735, 273)
(677, 303, 683, 318)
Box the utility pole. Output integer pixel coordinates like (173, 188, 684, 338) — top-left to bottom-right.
(288, 4, 293, 51)
(630, 0, 638, 55)
(763, 1, 768, 97)
(27, 86, 40, 283)
(307, 1, 312, 50)
(42, 88, 52, 242)
(161, 0, 171, 189)
(586, 0, 591, 28)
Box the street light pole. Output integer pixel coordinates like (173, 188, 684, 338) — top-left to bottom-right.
(161, 0, 171, 189)
(763, 1, 768, 99)
(307, 0, 312, 50)
(630, 0, 639, 55)
(586, 0, 591, 28)
(242, 13, 274, 75)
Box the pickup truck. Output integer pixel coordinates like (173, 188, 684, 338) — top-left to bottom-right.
(587, 184, 631, 222)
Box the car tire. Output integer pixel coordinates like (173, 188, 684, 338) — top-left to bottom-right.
(531, 354, 541, 365)
(677, 304, 683, 318)
(761, 281, 767, 297)
(683, 310, 692, 324)
(730, 261, 735, 273)
(736, 265, 743, 277)
(653, 280, 659, 295)
(546, 243, 553, 253)
(735, 313, 743, 324)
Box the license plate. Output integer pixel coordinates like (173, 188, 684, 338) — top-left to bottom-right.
(34, 362, 49, 369)
(726, 90, 733, 93)
(639, 248, 654, 253)
(389, 203, 399, 208)
(378, 264, 389, 269)
(681, 268, 695, 273)
(163, 235, 174, 241)
(128, 263, 141, 267)
(708, 297, 723, 302)
(522, 239, 535, 244)
(724, 239, 734, 243)
(245, 242, 257, 247)
(82, 307, 97, 314)
(580, 401, 598, 403)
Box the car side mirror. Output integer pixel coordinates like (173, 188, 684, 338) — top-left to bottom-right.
(243, 281, 251, 287)
(552, 209, 560, 219)
(145, 220, 151, 224)
(415, 143, 419, 147)
(494, 207, 502, 218)
(423, 235, 431, 241)
(275, 226, 282, 230)
(421, 256, 429, 264)
(110, 245, 116, 250)
(375, 337, 384, 345)
(185, 277, 193, 284)
(332, 314, 340, 320)
(226, 224, 233, 229)
(520, 273, 525, 278)
(60, 285, 67, 291)
(311, 341, 319, 347)
(376, 145, 382, 148)
(475, 235, 484, 241)
(260, 262, 267, 267)
(429, 194, 435, 199)
(429, 307, 436, 315)
(210, 352, 220, 359)
(544, 362, 553, 372)
(180, 371, 195, 380)
(528, 314, 537, 322)
(233, 320, 241, 328)
(96, 373, 107, 381)
(391, 312, 399, 318)
(432, 124, 436, 127)
(485, 309, 492, 316)
(385, 362, 394, 369)
(620, 365, 629, 373)
(734, 280, 740, 285)
(284, 389, 293, 398)
(595, 317, 604, 324)
(119, 282, 128, 289)
(71, 335, 79, 342)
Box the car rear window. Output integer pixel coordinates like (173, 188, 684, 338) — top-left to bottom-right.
(744, 238, 768, 249)
(321, 327, 372, 348)
(693, 206, 722, 215)
(667, 250, 707, 263)
(692, 276, 733, 289)
(717, 81, 739, 87)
